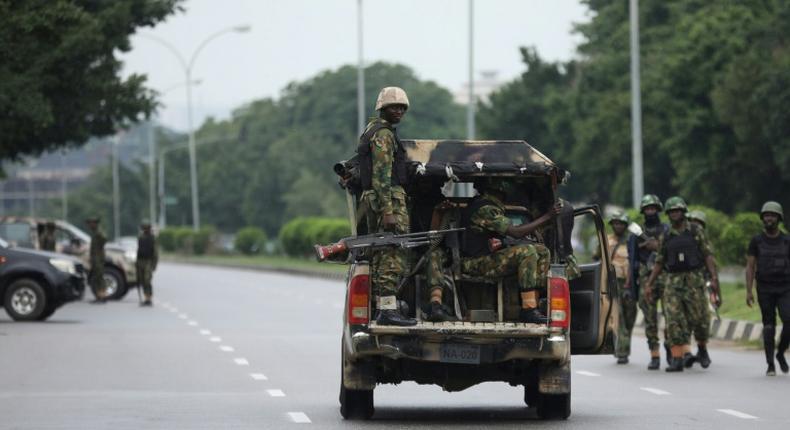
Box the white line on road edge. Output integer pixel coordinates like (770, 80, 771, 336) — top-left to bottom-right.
(219, 345, 235, 352)
(717, 409, 758, 420)
(199, 330, 211, 335)
(234, 358, 250, 366)
(178, 314, 188, 319)
(267, 389, 285, 397)
(640, 387, 671, 396)
(250, 373, 268, 381)
(209, 337, 222, 342)
(576, 370, 601, 377)
(169, 308, 178, 313)
(187, 320, 198, 326)
(287, 412, 311, 423)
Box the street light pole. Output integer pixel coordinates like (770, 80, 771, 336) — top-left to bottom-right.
(139, 25, 251, 231)
(630, 0, 644, 207)
(357, 0, 365, 136)
(112, 133, 121, 240)
(148, 121, 156, 226)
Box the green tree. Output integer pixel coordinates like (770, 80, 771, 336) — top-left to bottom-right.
(0, 0, 182, 160)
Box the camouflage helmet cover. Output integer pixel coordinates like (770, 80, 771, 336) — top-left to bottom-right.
(760, 201, 784, 221)
(687, 210, 707, 226)
(375, 87, 410, 111)
(475, 177, 508, 194)
(640, 194, 663, 212)
(608, 211, 630, 225)
(664, 196, 688, 213)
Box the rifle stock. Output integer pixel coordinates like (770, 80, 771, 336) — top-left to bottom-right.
(314, 228, 464, 263)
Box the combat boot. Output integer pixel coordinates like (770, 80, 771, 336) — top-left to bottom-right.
(375, 309, 417, 326)
(425, 302, 453, 322)
(665, 357, 684, 372)
(766, 363, 776, 376)
(776, 352, 789, 374)
(617, 356, 629, 365)
(519, 308, 549, 324)
(647, 357, 660, 370)
(682, 352, 696, 368)
(697, 345, 711, 368)
(664, 343, 672, 365)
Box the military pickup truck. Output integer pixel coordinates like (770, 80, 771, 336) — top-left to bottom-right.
(332, 140, 618, 420)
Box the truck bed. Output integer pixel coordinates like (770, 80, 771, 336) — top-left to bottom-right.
(368, 321, 553, 338)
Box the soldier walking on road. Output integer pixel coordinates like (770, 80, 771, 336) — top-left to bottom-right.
(628, 194, 670, 370)
(745, 201, 790, 376)
(136, 220, 158, 307)
(357, 87, 415, 326)
(644, 197, 720, 372)
(604, 212, 636, 364)
(86, 217, 107, 304)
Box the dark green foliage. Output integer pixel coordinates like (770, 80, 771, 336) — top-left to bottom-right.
(279, 217, 350, 257)
(718, 213, 763, 266)
(158, 228, 178, 252)
(0, 0, 182, 159)
(191, 226, 215, 255)
(234, 227, 267, 255)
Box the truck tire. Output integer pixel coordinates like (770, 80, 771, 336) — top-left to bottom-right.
(339, 347, 374, 420)
(4, 278, 47, 321)
(37, 303, 58, 321)
(535, 393, 571, 420)
(103, 266, 128, 300)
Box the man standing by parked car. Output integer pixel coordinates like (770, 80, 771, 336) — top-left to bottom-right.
(86, 217, 107, 304)
(746, 201, 790, 376)
(136, 220, 158, 306)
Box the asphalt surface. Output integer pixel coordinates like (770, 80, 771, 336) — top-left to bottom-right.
(0, 263, 787, 429)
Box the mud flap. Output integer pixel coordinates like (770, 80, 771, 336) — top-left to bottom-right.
(538, 361, 570, 395)
(343, 355, 376, 391)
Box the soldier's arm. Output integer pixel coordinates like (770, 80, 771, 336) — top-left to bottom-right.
(644, 236, 666, 294)
(153, 237, 159, 270)
(696, 229, 719, 289)
(506, 202, 561, 238)
(471, 205, 510, 236)
(370, 129, 396, 215)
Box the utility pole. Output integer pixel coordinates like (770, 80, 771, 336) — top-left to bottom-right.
(357, 0, 365, 136)
(148, 122, 156, 226)
(467, 0, 475, 141)
(60, 151, 68, 220)
(158, 148, 166, 229)
(629, 0, 644, 207)
(112, 133, 121, 240)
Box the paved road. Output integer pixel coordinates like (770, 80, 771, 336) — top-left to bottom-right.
(0, 263, 787, 429)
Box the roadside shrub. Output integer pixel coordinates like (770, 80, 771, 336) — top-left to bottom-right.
(159, 227, 178, 252)
(235, 227, 268, 255)
(192, 226, 215, 255)
(173, 226, 194, 254)
(718, 212, 763, 265)
(279, 217, 351, 257)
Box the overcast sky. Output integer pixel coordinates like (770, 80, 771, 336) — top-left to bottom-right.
(122, 0, 589, 131)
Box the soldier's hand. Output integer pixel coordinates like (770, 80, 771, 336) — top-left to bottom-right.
(644, 283, 653, 303)
(746, 290, 754, 308)
(645, 238, 659, 251)
(382, 213, 397, 231)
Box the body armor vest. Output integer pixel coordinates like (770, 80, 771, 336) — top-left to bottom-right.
(637, 222, 666, 264)
(461, 197, 502, 258)
(756, 234, 790, 283)
(664, 226, 704, 273)
(137, 234, 156, 260)
(356, 120, 408, 191)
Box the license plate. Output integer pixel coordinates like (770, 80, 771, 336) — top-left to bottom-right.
(439, 344, 481, 364)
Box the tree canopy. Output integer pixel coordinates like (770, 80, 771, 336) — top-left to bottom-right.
(0, 0, 182, 160)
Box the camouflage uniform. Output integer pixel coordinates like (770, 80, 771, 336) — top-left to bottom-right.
(360, 118, 409, 297)
(607, 233, 637, 358)
(88, 228, 107, 298)
(458, 193, 549, 292)
(655, 221, 713, 347)
(635, 224, 668, 352)
(136, 230, 159, 299)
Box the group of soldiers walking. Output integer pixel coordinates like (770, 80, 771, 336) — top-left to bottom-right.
(609, 196, 789, 375)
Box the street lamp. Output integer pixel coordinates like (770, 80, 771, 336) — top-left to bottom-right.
(140, 24, 251, 231)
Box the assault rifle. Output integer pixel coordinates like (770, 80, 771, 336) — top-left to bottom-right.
(314, 228, 464, 262)
(706, 280, 721, 321)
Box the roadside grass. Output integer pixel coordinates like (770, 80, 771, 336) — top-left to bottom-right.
(163, 253, 347, 275)
(717, 281, 762, 322)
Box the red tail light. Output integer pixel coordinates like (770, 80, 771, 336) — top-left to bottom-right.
(348, 274, 370, 325)
(549, 276, 570, 329)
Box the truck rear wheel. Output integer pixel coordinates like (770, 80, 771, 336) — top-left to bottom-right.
(535, 393, 571, 420)
(339, 346, 374, 420)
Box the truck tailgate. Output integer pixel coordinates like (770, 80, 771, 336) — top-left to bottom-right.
(368, 321, 552, 338)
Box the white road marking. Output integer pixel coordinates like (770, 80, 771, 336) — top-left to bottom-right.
(169, 308, 178, 313)
(267, 389, 285, 397)
(162, 302, 171, 307)
(250, 373, 268, 381)
(287, 412, 311, 423)
(187, 320, 198, 326)
(234, 358, 250, 366)
(640, 387, 671, 396)
(199, 330, 211, 335)
(717, 409, 758, 420)
(219, 345, 235, 352)
(209, 337, 222, 342)
(332, 302, 344, 309)
(576, 370, 601, 377)
(178, 314, 188, 319)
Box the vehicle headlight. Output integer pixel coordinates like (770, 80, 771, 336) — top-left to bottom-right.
(50, 258, 77, 275)
(124, 249, 137, 262)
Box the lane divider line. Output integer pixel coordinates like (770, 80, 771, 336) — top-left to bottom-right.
(287, 412, 311, 423)
(209, 337, 222, 342)
(187, 321, 198, 326)
(576, 370, 601, 377)
(640, 387, 671, 396)
(219, 345, 235, 352)
(178, 314, 188, 319)
(267, 389, 286, 397)
(199, 330, 211, 335)
(250, 373, 268, 381)
(169, 308, 178, 313)
(234, 358, 250, 366)
(717, 409, 758, 420)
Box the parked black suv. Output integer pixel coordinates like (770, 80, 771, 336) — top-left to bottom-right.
(0, 238, 85, 321)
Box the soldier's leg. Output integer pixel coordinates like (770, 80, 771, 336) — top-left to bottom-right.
(663, 277, 691, 371)
(616, 278, 638, 360)
(638, 269, 660, 354)
(757, 290, 778, 369)
(143, 264, 154, 299)
(688, 275, 712, 368)
(424, 248, 452, 321)
(775, 289, 790, 373)
(372, 192, 415, 325)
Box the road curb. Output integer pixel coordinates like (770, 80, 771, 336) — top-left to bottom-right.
(634, 311, 773, 343)
(162, 258, 347, 282)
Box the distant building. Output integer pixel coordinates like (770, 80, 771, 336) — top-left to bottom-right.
(453, 70, 504, 105)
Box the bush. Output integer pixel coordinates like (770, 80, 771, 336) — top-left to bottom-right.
(279, 217, 351, 257)
(718, 212, 763, 265)
(173, 227, 194, 253)
(159, 227, 178, 252)
(192, 226, 215, 255)
(235, 227, 268, 255)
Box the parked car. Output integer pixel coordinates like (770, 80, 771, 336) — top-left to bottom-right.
(0, 217, 137, 300)
(0, 237, 85, 321)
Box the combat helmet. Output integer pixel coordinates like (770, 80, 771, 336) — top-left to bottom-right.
(640, 194, 663, 212)
(608, 211, 630, 225)
(760, 201, 784, 221)
(375, 87, 410, 111)
(475, 177, 509, 195)
(664, 196, 688, 213)
(687, 210, 707, 227)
